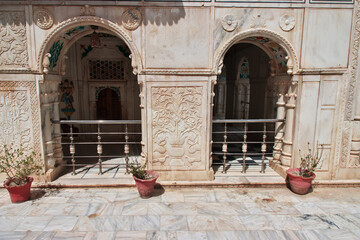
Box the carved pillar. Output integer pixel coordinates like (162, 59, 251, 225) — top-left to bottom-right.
(217, 80, 226, 119)
(273, 81, 287, 161)
(280, 81, 298, 166)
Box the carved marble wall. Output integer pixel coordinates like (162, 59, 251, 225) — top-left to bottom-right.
(0, 11, 28, 69)
(147, 79, 213, 180)
(0, 81, 41, 164)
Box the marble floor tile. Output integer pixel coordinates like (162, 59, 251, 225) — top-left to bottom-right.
(43, 203, 74, 216)
(22, 231, 56, 240)
(122, 202, 148, 215)
(69, 203, 107, 216)
(215, 189, 252, 203)
(73, 216, 107, 231)
(148, 202, 174, 215)
(352, 230, 360, 238)
(161, 192, 185, 203)
(131, 215, 160, 231)
(225, 202, 251, 215)
(115, 191, 141, 202)
(212, 215, 245, 231)
(0, 232, 27, 240)
(53, 231, 87, 240)
(293, 202, 327, 215)
(147, 231, 177, 240)
(0, 216, 25, 231)
(116, 231, 147, 240)
(170, 202, 199, 215)
(176, 231, 208, 240)
(14, 216, 53, 231)
(267, 215, 302, 230)
(240, 215, 274, 230)
(288, 230, 330, 240)
(0, 201, 32, 216)
(293, 214, 340, 230)
(25, 203, 52, 216)
(327, 214, 360, 230)
(316, 202, 359, 214)
(161, 215, 188, 231)
(183, 190, 216, 202)
(83, 231, 117, 240)
(268, 202, 302, 215)
(187, 215, 217, 231)
(206, 231, 240, 240)
(101, 203, 124, 216)
(103, 216, 133, 231)
(43, 216, 79, 231)
(196, 202, 239, 215)
(243, 202, 276, 215)
(321, 230, 359, 240)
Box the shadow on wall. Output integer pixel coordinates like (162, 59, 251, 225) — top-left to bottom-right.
(142, 3, 186, 26)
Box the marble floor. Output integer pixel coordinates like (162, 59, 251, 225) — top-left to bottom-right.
(0, 187, 359, 239)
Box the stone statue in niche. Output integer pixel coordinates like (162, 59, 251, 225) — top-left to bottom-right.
(59, 79, 75, 119)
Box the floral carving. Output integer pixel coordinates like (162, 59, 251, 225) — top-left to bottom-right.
(279, 15, 296, 32)
(151, 87, 203, 169)
(221, 15, 237, 32)
(0, 89, 32, 152)
(0, 12, 28, 67)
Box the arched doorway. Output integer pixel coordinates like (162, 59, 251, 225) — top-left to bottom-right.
(212, 37, 292, 174)
(96, 88, 122, 120)
(39, 20, 142, 178)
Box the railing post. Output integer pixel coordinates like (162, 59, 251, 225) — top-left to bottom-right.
(124, 124, 130, 174)
(260, 123, 267, 173)
(222, 123, 228, 173)
(69, 125, 76, 175)
(242, 122, 248, 173)
(97, 124, 103, 175)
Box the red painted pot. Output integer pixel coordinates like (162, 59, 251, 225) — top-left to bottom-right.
(3, 177, 33, 203)
(286, 168, 316, 195)
(133, 171, 159, 198)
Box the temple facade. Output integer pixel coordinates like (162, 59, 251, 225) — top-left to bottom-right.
(0, 0, 359, 182)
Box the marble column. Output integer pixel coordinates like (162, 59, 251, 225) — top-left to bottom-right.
(273, 83, 287, 161)
(280, 81, 297, 167)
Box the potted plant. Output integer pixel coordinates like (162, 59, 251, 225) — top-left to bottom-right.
(286, 142, 323, 195)
(128, 158, 159, 198)
(0, 145, 42, 203)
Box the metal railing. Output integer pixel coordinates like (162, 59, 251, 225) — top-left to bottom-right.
(53, 120, 141, 175)
(212, 119, 284, 174)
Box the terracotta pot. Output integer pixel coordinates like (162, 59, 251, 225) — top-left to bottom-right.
(133, 171, 159, 198)
(286, 168, 316, 195)
(3, 177, 33, 203)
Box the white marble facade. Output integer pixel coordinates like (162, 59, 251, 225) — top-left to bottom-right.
(0, 0, 359, 181)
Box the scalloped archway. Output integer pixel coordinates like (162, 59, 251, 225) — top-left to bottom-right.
(37, 16, 142, 75)
(214, 29, 299, 75)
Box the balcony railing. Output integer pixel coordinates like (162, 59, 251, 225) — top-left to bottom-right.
(53, 120, 142, 175)
(212, 119, 284, 174)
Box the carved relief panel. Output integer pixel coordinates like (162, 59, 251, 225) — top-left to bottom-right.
(150, 86, 205, 170)
(0, 12, 28, 68)
(0, 83, 40, 158)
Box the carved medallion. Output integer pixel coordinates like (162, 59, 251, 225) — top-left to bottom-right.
(221, 15, 237, 32)
(122, 9, 142, 31)
(279, 15, 296, 32)
(33, 8, 54, 30)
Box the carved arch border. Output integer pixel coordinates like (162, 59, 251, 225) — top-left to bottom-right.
(213, 28, 299, 75)
(37, 16, 142, 75)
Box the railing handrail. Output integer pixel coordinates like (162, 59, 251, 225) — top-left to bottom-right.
(53, 120, 141, 125)
(212, 118, 284, 124)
